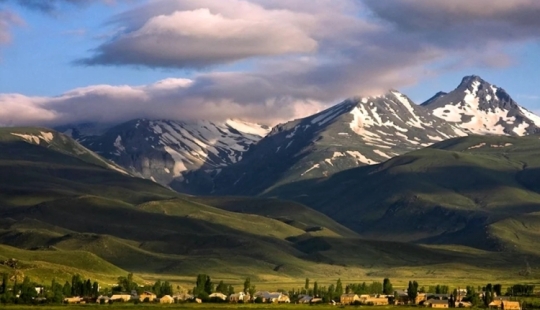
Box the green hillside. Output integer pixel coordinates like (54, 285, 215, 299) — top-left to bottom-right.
(1, 128, 539, 286)
(266, 135, 540, 254)
(0, 244, 131, 284)
(190, 196, 358, 238)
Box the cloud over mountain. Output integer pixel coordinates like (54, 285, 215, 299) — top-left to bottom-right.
(0, 78, 324, 126)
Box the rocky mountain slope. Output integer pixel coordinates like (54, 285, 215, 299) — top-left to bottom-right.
(57, 75, 540, 197)
(62, 119, 270, 188)
(185, 90, 468, 195)
(180, 75, 540, 196)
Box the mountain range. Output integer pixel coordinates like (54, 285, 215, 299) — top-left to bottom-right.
(3, 126, 523, 286)
(2, 75, 540, 285)
(60, 75, 540, 196)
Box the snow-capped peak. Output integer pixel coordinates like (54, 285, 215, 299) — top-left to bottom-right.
(423, 75, 540, 136)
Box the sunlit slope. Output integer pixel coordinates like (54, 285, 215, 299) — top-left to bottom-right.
(268, 135, 540, 251)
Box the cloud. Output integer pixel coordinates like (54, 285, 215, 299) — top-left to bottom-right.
(78, 0, 319, 68)
(363, 0, 540, 48)
(0, 9, 23, 45)
(0, 77, 325, 127)
(3, 0, 540, 127)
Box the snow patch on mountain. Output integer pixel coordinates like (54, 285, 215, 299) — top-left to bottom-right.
(11, 131, 54, 144)
(346, 151, 377, 165)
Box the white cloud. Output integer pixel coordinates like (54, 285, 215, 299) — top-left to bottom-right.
(3, 0, 540, 127)
(79, 0, 319, 68)
(0, 78, 326, 126)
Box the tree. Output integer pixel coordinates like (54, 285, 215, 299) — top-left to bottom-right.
(248, 285, 256, 297)
(336, 279, 343, 299)
(314, 281, 319, 297)
(493, 284, 502, 297)
(49, 278, 64, 304)
(484, 283, 494, 307)
(63, 281, 72, 298)
(243, 278, 250, 293)
(84, 279, 92, 297)
(92, 282, 99, 298)
(407, 281, 418, 304)
(19, 276, 37, 304)
(216, 281, 227, 294)
(117, 273, 137, 293)
(305, 278, 310, 290)
(193, 274, 213, 298)
(162, 281, 173, 296)
(0, 273, 7, 295)
(383, 278, 393, 295)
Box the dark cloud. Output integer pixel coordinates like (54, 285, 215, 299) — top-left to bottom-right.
(363, 0, 540, 48)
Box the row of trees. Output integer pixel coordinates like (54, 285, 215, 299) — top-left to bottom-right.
(115, 273, 173, 298)
(191, 274, 238, 300)
(0, 274, 99, 305)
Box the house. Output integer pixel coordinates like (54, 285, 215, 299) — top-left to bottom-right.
(160, 295, 175, 304)
(425, 299, 450, 308)
(490, 300, 521, 310)
(455, 301, 473, 308)
(360, 295, 389, 306)
(254, 291, 289, 303)
(394, 290, 410, 305)
(209, 292, 228, 301)
(173, 293, 194, 302)
(111, 294, 131, 302)
(139, 291, 157, 302)
(34, 286, 44, 295)
(277, 294, 291, 303)
(311, 298, 323, 304)
(195, 298, 202, 303)
(298, 295, 313, 304)
(97, 295, 110, 304)
(341, 294, 360, 305)
(229, 292, 249, 302)
(64, 297, 82, 304)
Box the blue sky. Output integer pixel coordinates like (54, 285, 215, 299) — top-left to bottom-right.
(1, 0, 540, 126)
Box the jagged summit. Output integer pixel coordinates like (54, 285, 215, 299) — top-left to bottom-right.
(62, 118, 270, 188)
(196, 91, 467, 196)
(423, 75, 540, 135)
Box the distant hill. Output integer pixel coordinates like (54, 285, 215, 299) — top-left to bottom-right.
(266, 134, 540, 257)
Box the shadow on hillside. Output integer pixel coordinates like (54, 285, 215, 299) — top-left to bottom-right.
(261, 160, 540, 252)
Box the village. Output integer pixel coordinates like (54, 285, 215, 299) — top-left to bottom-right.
(64, 290, 521, 310)
(0, 271, 532, 309)
(61, 288, 523, 310)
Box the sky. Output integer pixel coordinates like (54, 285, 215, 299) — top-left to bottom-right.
(1, 0, 540, 127)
